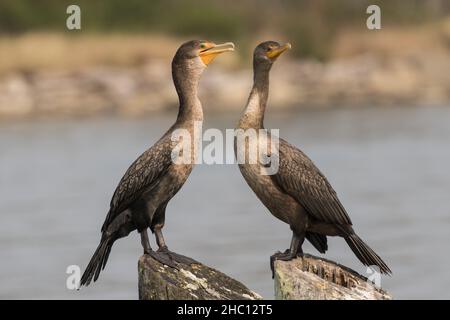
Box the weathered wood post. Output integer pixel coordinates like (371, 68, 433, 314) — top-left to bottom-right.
(138, 255, 262, 300)
(274, 254, 392, 300)
(138, 253, 392, 300)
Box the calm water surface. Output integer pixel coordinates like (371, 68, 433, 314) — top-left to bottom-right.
(1, 105, 449, 299)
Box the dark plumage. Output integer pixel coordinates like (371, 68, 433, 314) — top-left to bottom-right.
(236, 41, 391, 275)
(81, 40, 234, 286)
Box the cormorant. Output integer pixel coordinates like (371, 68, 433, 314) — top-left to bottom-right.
(235, 41, 391, 276)
(80, 40, 235, 286)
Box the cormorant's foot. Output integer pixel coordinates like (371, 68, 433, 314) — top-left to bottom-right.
(157, 246, 199, 266)
(146, 249, 178, 269)
(169, 252, 199, 265)
(270, 249, 297, 279)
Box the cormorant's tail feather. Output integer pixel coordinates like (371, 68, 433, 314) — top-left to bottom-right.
(80, 237, 113, 287)
(102, 244, 113, 270)
(306, 232, 328, 254)
(345, 233, 391, 275)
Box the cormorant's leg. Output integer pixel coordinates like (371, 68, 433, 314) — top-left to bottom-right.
(140, 228, 177, 268)
(270, 232, 304, 278)
(154, 227, 198, 265)
(155, 227, 167, 250)
(140, 229, 151, 254)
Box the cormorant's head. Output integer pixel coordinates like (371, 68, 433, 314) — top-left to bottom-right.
(253, 41, 291, 70)
(173, 40, 235, 76)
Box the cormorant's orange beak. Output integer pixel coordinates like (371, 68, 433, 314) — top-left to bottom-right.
(266, 43, 291, 60)
(199, 42, 235, 65)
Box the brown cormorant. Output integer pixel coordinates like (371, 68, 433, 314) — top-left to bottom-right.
(80, 40, 235, 286)
(235, 41, 391, 276)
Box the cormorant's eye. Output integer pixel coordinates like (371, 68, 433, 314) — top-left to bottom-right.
(266, 47, 272, 52)
(200, 43, 206, 49)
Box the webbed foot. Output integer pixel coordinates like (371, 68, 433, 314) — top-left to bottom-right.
(157, 246, 199, 266)
(146, 249, 178, 269)
(270, 249, 303, 278)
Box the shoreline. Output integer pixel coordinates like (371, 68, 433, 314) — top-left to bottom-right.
(1, 54, 448, 120)
(1, 25, 449, 120)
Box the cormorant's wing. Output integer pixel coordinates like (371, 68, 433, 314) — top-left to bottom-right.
(101, 136, 173, 232)
(272, 139, 352, 226)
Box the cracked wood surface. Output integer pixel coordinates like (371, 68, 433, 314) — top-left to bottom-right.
(274, 254, 392, 300)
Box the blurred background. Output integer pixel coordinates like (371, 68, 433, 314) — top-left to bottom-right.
(1, 0, 450, 299)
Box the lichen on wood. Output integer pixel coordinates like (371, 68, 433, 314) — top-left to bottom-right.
(138, 255, 262, 300)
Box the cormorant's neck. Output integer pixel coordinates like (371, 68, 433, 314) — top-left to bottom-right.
(240, 63, 271, 129)
(172, 60, 203, 124)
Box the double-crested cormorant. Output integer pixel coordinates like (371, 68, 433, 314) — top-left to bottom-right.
(81, 40, 234, 286)
(235, 41, 391, 275)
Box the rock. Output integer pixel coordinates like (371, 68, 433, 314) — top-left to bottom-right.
(1, 49, 449, 119)
(0, 74, 33, 117)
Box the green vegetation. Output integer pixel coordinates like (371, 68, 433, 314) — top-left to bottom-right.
(0, 0, 448, 60)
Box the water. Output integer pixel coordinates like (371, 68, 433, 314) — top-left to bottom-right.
(1, 105, 449, 299)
